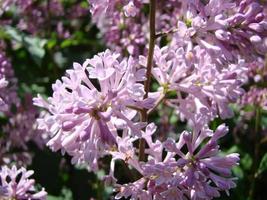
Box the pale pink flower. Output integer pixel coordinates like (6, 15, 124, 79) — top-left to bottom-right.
(34, 50, 154, 170)
(0, 166, 47, 200)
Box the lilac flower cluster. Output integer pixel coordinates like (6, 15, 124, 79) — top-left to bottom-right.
(240, 87, 267, 109)
(141, 44, 247, 125)
(89, 0, 183, 56)
(89, 0, 267, 61)
(3, 95, 48, 149)
(0, 44, 47, 166)
(246, 58, 267, 83)
(34, 51, 241, 198)
(0, 94, 48, 166)
(89, 0, 142, 19)
(176, 0, 267, 64)
(236, 58, 267, 130)
(31, 0, 267, 199)
(115, 125, 239, 199)
(0, 65, 8, 112)
(34, 50, 154, 170)
(240, 58, 267, 109)
(0, 46, 20, 114)
(90, 0, 147, 56)
(0, 165, 47, 200)
(1, 0, 88, 37)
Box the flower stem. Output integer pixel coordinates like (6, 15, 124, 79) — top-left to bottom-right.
(155, 28, 179, 39)
(139, 0, 156, 161)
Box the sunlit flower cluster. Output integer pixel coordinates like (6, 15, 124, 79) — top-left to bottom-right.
(0, 0, 266, 199)
(0, 166, 47, 200)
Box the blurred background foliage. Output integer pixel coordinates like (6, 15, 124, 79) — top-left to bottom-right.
(0, 0, 267, 200)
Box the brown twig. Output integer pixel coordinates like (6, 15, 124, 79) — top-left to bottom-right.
(139, 0, 156, 161)
(148, 93, 165, 115)
(155, 28, 179, 39)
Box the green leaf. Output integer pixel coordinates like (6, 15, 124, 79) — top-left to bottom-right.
(170, 114, 178, 125)
(4, 26, 22, 42)
(24, 37, 47, 64)
(0, 27, 10, 40)
(225, 145, 240, 154)
(46, 39, 57, 49)
(241, 153, 253, 171)
(257, 153, 267, 176)
(60, 39, 74, 48)
(4, 26, 47, 65)
(233, 165, 244, 179)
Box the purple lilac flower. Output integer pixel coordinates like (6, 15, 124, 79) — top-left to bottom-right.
(140, 44, 246, 125)
(90, 0, 267, 59)
(0, 0, 12, 15)
(34, 50, 154, 170)
(109, 132, 142, 173)
(245, 58, 267, 83)
(23, 0, 60, 35)
(0, 75, 8, 112)
(0, 44, 37, 167)
(240, 87, 267, 110)
(3, 94, 48, 150)
(124, 1, 139, 17)
(175, 0, 267, 64)
(115, 178, 151, 200)
(156, 1, 181, 33)
(89, 0, 115, 18)
(115, 123, 239, 199)
(90, 0, 147, 56)
(0, 94, 48, 166)
(89, 0, 144, 19)
(89, 0, 183, 56)
(1, 0, 88, 37)
(0, 146, 32, 167)
(0, 166, 47, 200)
(160, 124, 239, 199)
(0, 46, 20, 115)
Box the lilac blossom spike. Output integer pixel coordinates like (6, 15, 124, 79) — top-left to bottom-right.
(0, 166, 47, 200)
(22, 1, 252, 199)
(240, 87, 267, 110)
(0, 94, 48, 166)
(1, 0, 88, 37)
(3, 94, 48, 150)
(0, 47, 20, 114)
(175, 0, 267, 63)
(0, 76, 8, 112)
(89, 0, 182, 56)
(34, 50, 154, 170)
(146, 44, 247, 125)
(115, 123, 239, 199)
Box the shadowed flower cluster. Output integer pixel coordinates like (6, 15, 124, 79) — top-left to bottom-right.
(1, 0, 88, 37)
(0, 47, 20, 114)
